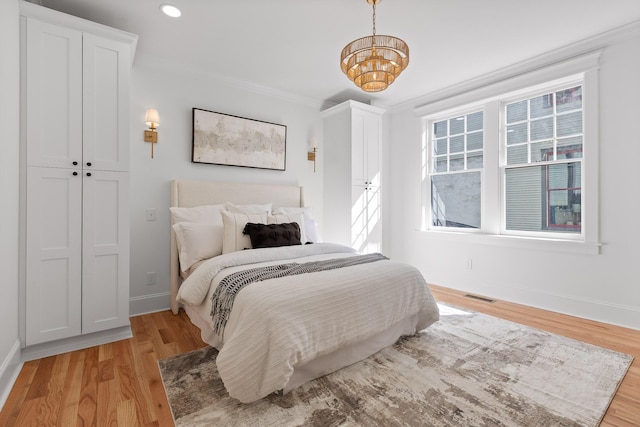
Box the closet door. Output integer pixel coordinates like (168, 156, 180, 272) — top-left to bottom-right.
(25, 18, 82, 168)
(81, 171, 130, 334)
(25, 167, 83, 345)
(83, 34, 130, 172)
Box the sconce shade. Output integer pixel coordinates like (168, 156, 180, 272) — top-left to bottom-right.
(145, 109, 160, 128)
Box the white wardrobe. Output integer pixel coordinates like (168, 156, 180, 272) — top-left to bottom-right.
(20, 2, 137, 356)
(322, 100, 385, 254)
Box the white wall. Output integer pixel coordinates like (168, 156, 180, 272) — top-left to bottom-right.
(387, 25, 640, 330)
(128, 53, 324, 315)
(0, 0, 23, 407)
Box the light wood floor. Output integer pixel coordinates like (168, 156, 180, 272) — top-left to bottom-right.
(1, 285, 638, 426)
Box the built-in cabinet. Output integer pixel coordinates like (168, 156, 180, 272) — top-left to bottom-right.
(322, 100, 385, 253)
(20, 2, 136, 353)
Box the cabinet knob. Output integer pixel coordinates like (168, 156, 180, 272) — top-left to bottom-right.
(72, 161, 78, 166)
(86, 162, 92, 167)
(86, 172, 92, 177)
(72, 171, 78, 176)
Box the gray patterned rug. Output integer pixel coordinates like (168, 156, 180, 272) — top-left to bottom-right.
(158, 304, 633, 426)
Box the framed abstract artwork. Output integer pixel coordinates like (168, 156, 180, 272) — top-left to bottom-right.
(192, 108, 286, 170)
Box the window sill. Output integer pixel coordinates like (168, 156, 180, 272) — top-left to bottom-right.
(417, 229, 601, 255)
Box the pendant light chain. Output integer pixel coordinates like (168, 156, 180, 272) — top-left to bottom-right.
(372, 2, 377, 37)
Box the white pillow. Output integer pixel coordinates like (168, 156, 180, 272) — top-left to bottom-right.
(272, 207, 319, 242)
(272, 206, 313, 220)
(221, 211, 267, 254)
(267, 213, 307, 244)
(173, 222, 223, 272)
(304, 219, 320, 243)
(225, 202, 272, 215)
(170, 204, 225, 225)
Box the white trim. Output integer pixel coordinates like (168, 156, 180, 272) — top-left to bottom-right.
(321, 100, 387, 118)
(21, 326, 132, 362)
(134, 52, 325, 110)
(394, 19, 640, 112)
(0, 340, 23, 411)
(418, 229, 601, 255)
(414, 51, 600, 118)
(477, 284, 640, 331)
(129, 292, 171, 316)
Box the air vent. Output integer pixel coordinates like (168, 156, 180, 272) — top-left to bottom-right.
(463, 294, 496, 303)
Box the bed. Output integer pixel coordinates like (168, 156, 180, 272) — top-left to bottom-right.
(169, 179, 440, 403)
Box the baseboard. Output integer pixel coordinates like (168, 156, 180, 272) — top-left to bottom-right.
(0, 340, 23, 411)
(450, 282, 640, 331)
(21, 326, 133, 362)
(512, 287, 640, 331)
(129, 291, 171, 316)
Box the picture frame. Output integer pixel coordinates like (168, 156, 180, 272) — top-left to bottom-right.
(192, 108, 287, 171)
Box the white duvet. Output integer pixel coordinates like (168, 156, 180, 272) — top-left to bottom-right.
(176, 243, 440, 403)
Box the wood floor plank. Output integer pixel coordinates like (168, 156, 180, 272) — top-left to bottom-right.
(1, 287, 638, 426)
(56, 351, 84, 427)
(76, 346, 99, 427)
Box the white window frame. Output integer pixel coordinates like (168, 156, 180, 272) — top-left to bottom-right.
(500, 80, 585, 241)
(428, 107, 485, 232)
(416, 51, 601, 255)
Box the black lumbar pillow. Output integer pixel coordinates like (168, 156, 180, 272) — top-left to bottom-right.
(243, 222, 302, 249)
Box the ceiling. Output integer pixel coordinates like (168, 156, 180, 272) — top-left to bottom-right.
(38, 0, 640, 108)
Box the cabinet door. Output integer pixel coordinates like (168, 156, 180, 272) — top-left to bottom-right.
(83, 34, 130, 172)
(82, 171, 130, 333)
(25, 167, 83, 345)
(351, 110, 368, 186)
(25, 18, 83, 168)
(351, 110, 382, 187)
(365, 114, 381, 186)
(351, 185, 382, 254)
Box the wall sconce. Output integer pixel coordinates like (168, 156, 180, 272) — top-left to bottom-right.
(144, 109, 160, 158)
(308, 147, 318, 173)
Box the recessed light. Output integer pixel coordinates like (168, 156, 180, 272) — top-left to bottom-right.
(160, 4, 181, 18)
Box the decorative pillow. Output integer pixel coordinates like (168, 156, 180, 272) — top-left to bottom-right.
(243, 222, 302, 249)
(170, 204, 225, 225)
(172, 222, 223, 272)
(221, 211, 267, 254)
(267, 213, 307, 244)
(225, 202, 272, 215)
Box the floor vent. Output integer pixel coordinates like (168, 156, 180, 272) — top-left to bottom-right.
(463, 294, 496, 303)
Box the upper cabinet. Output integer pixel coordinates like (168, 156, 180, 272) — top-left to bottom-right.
(350, 107, 382, 188)
(24, 12, 132, 172)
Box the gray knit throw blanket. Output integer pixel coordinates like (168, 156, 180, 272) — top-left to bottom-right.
(210, 253, 388, 338)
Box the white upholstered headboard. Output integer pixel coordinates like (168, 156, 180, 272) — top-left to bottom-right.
(169, 180, 305, 314)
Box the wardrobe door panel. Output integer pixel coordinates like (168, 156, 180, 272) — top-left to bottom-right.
(25, 167, 82, 345)
(82, 171, 130, 333)
(25, 18, 82, 168)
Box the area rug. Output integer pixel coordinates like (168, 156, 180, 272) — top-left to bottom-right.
(158, 304, 633, 426)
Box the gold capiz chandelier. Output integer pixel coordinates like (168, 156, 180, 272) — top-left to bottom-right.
(340, 0, 409, 92)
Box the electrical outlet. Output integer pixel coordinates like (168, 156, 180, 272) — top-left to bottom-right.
(146, 272, 157, 286)
(146, 208, 157, 221)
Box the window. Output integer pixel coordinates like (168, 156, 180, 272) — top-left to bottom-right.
(504, 85, 583, 234)
(422, 79, 592, 244)
(430, 111, 483, 229)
